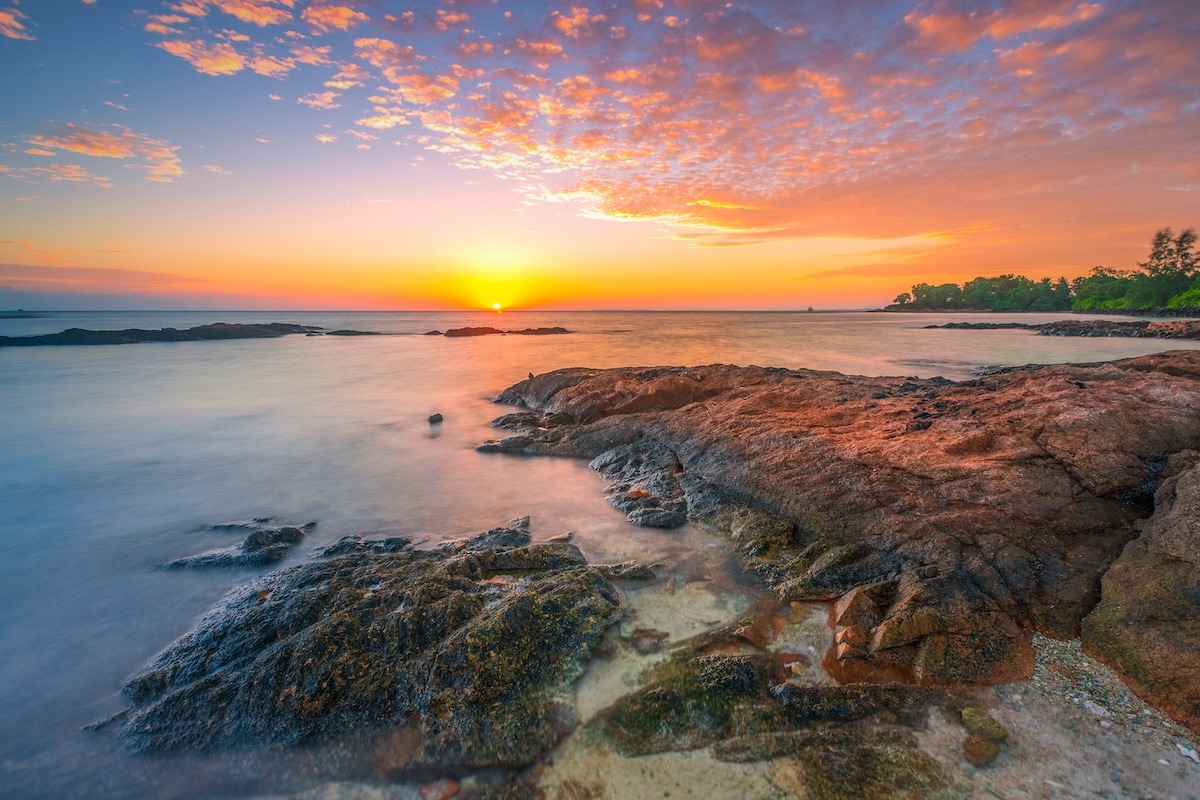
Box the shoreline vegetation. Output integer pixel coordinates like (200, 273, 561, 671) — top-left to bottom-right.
(90, 351, 1200, 798)
(888, 227, 1200, 316)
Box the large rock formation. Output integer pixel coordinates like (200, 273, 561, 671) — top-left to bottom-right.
(481, 351, 1200, 692)
(1082, 451, 1200, 733)
(114, 521, 625, 771)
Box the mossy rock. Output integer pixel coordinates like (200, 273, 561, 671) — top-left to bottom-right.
(117, 535, 622, 774)
(728, 729, 960, 800)
(601, 648, 950, 757)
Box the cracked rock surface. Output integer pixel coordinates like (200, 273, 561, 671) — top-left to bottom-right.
(482, 351, 1200, 696)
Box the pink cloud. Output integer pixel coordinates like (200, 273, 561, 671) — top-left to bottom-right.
(159, 38, 245, 74)
(175, 0, 294, 27)
(28, 123, 184, 183)
(298, 90, 341, 109)
(302, 3, 368, 33)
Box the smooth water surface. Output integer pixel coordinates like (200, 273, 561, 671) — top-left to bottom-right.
(1, 310, 1195, 798)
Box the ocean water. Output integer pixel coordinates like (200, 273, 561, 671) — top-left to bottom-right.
(1, 309, 1196, 799)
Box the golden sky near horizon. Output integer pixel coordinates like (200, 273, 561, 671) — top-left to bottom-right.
(1, 0, 1198, 309)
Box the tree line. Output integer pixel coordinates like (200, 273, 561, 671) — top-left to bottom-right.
(889, 227, 1199, 313)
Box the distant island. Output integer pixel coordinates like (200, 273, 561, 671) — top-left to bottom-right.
(888, 227, 1199, 315)
(0, 322, 334, 347)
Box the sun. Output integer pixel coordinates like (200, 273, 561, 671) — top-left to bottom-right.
(491, 302, 503, 312)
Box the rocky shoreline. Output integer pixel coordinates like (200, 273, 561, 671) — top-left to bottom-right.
(480, 352, 1200, 732)
(928, 318, 1200, 338)
(89, 352, 1200, 798)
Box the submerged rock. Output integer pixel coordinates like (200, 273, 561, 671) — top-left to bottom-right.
(485, 352, 1200, 689)
(442, 327, 570, 338)
(117, 522, 623, 772)
(600, 652, 950, 756)
(1082, 451, 1200, 734)
(717, 729, 956, 800)
(162, 525, 308, 569)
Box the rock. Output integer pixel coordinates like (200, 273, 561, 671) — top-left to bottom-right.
(0, 322, 320, 347)
(162, 525, 307, 569)
(457, 518, 533, 550)
(485, 353, 1200, 686)
(626, 506, 687, 528)
(962, 734, 1001, 767)
(960, 707, 1008, 743)
(716, 729, 955, 800)
(420, 778, 459, 800)
(594, 560, 655, 581)
(424, 330, 443, 336)
(1082, 450, 1200, 735)
(442, 327, 571, 338)
(928, 319, 1200, 339)
(629, 628, 669, 654)
(116, 523, 622, 770)
(317, 535, 412, 557)
(600, 651, 948, 757)
(428, 413, 444, 424)
(324, 329, 381, 336)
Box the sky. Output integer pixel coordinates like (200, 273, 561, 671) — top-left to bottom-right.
(1, 0, 1198, 310)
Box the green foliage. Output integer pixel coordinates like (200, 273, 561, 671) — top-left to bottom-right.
(893, 274, 1071, 312)
(890, 227, 1197, 313)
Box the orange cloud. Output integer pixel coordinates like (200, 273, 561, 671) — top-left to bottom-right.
(354, 37, 414, 69)
(298, 90, 341, 109)
(291, 44, 333, 65)
(385, 73, 459, 105)
(249, 53, 295, 76)
(28, 123, 184, 183)
(302, 3, 367, 33)
(906, 1, 1105, 52)
(0, 6, 34, 40)
(159, 38, 245, 74)
(177, 0, 294, 27)
(325, 62, 370, 89)
(435, 9, 470, 31)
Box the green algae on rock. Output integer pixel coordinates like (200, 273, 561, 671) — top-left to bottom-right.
(718, 729, 959, 800)
(600, 649, 952, 757)
(115, 521, 627, 774)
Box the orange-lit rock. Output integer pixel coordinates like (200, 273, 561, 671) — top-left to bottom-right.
(487, 351, 1200, 691)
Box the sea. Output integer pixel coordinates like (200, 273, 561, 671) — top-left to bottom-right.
(2, 309, 1197, 799)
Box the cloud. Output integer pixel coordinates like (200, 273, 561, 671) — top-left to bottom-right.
(0, 6, 34, 39)
(301, 3, 367, 33)
(248, 53, 294, 76)
(0, 262, 206, 290)
(27, 123, 184, 183)
(298, 90, 341, 109)
(131, 0, 1200, 251)
(176, 0, 294, 28)
(159, 38, 245, 74)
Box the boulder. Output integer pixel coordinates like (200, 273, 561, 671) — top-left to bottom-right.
(118, 527, 623, 773)
(162, 525, 307, 569)
(1082, 451, 1200, 734)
